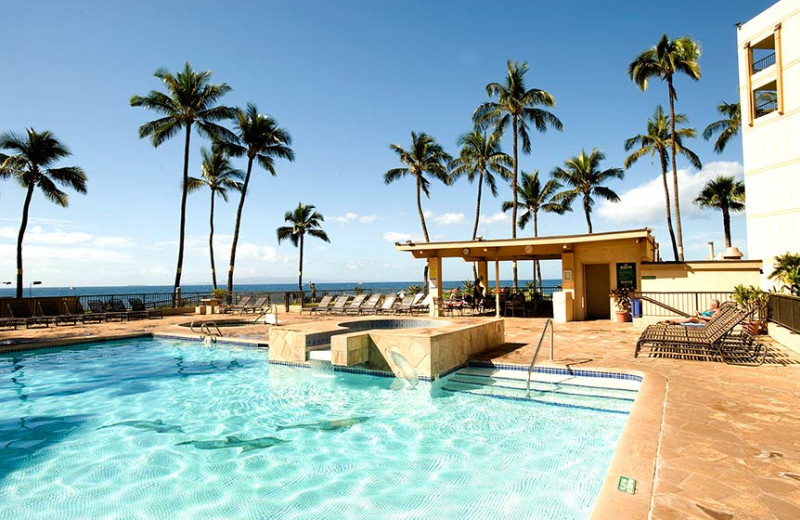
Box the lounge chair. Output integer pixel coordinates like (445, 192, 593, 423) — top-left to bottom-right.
(342, 294, 368, 315)
(129, 298, 163, 319)
(301, 294, 334, 315)
(375, 294, 397, 315)
(229, 295, 253, 314)
(411, 293, 433, 315)
(38, 300, 79, 326)
(109, 298, 147, 320)
(63, 300, 105, 323)
(243, 296, 268, 314)
(88, 300, 126, 321)
(354, 293, 382, 315)
(327, 295, 351, 315)
(635, 306, 751, 360)
(395, 293, 422, 314)
(7, 301, 49, 328)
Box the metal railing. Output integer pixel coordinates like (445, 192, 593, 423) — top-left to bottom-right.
(635, 291, 734, 318)
(755, 99, 778, 118)
(752, 52, 776, 73)
(526, 319, 554, 397)
(769, 293, 800, 333)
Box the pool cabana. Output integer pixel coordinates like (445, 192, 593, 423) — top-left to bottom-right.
(395, 228, 657, 321)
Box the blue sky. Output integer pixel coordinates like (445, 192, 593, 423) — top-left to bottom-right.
(0, 0, 773, 287)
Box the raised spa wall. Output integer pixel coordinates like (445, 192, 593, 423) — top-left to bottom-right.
(268, 318, 505, 379)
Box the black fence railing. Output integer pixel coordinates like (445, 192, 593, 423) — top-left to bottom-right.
(635, 291, 734, 318)
(752, 52, 776, 73)
(755, 99, 778, 118)
(769, 293, 800, 333)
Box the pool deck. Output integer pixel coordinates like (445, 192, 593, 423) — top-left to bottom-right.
(2, 313, 799, 520)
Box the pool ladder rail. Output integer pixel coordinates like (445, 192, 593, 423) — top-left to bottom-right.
(190, 321, 224, 344)
(525, 319, 554, 397)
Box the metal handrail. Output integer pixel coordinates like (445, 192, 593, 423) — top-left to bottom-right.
(525, 318, 554, 397)
(200, 322, 223, 337)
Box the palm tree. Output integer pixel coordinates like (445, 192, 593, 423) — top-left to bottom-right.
(130, 63, 235, 297)
(0, 129, 87, 298)
(629, 35, 702, 261)
(624, 106, 702, 260)
(384, 131, 451, 242)
(694, 175, 745, 249)
(769, 252, 800, 295)
(187, 146, 244, 290)
(552, 148, 624, 234)
(501, 170, 570, 289)
(703, 101, 740, 154)
(474, 60, 563, 288)
(276, 203, 330, 291)
(216, 104, 294, 301)
(450, 129, 512, 240)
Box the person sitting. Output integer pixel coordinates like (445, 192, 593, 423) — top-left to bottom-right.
(473, 278, 485, 310)
(664, 299, 720, 325)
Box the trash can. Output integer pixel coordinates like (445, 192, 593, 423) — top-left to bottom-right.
(632, 298, 642, 318)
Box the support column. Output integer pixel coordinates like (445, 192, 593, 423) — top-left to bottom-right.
(427, 257, 443, 317)
(494, 259, 501, 318)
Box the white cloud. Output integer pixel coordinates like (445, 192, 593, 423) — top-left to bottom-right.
(236, 243, 291, 262)
(359, 214, 378, 224)
(329, 212, 358, 223)
(0, 226, 93, 245)
(93, 236, 137, 248)
(383, 231, 414, 242)
(480, 212, 510, 225)
(598, 161, 744, 224)
(432, 212, 465, 225)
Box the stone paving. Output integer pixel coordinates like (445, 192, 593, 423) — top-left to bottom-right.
(1, 312, 799, 520)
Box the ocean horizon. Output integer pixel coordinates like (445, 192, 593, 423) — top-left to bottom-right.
(0, 279, 563, 298)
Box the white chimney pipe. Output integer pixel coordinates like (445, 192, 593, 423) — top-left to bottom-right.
(707, 241, 715, 260)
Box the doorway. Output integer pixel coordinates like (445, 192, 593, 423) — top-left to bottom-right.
(584, 263, 610, 320)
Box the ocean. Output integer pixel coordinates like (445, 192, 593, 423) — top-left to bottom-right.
(0, 279, 563, 298)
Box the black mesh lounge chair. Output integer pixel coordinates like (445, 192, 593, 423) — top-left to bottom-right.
(342, 294, 368, 315)
(244, 296, 268, 314)
(229, 296, 253, 314)
(7, 301, 49, 328)
(353, 293, 382, 315)
(375, 295, 397, 315)
(635, 306, 751, 360)
(109, 298, 147, 320)
(302, 294, 334, 315)
(327, 295, 351, 315)
(88, 300, 125, 321)
(38, 300, 79, 326)
(129, 298, 163, 319)
(63, 300, 104, 323)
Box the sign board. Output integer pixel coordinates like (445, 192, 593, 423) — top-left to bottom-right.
(617, 476, 637, 495)
(642, 275, 656, 280)
(616, 262, 637, 290)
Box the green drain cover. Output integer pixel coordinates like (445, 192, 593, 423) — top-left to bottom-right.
(617, 476, 636, 495)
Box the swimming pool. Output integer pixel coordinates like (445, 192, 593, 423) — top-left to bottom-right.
(0, 337, 635, 519)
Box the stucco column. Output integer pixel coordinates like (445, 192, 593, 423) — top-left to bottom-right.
(427, 257, 443, 317)
(494, 259, 501, 318)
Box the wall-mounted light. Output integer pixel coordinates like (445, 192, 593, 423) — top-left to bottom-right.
(29, 280, 42, 298)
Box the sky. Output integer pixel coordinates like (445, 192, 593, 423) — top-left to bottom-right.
(0, 0, 775, 287)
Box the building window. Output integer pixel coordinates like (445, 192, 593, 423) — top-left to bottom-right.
(754, 81, 778, 118)
(751, 34, 776, 74)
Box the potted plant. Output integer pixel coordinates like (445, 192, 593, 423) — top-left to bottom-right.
(610, 287, 633, 323)
(211, 288, 227, 302)
(732, 284, 770, 334)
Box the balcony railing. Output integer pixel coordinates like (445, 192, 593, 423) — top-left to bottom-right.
(755, 99, 778, 118)
(752, 52, 776, 73)
(769, 293, 800, 333)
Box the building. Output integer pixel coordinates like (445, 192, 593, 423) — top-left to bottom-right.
(738, 0, 800, 286)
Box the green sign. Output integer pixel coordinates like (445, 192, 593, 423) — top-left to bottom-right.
(617, 476, 637, 495)
(642, 275, 656, 280)
(616, 262, 637, 290)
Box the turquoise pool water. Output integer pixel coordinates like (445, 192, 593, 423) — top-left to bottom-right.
(0, 338, 631, 519)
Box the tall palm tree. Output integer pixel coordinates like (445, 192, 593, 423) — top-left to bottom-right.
(703, 101, 740, 154)
(0, 129, 87, 298)
(769, 252, 800, 295)
(130, 63, 235, 297)
(450, 129, 512, 240)
(384, 131, 451, 243)
(624, 106, 702, 260)
(187, 146, 244, 290)
(276, 203, 330, 291)
(552, 148, 624, 234)
(694, 175, 745, 249)
(473, 60, 563, 289)
(629, 35, 702, 261)
(501, 170, 570, 289)
(216, 104, 294, 301)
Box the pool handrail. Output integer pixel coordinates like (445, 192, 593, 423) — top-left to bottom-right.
(525, 319, 554, 397)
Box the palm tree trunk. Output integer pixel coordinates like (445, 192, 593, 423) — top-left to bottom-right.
(584, 193, 593, 234)
(15, 182, 36, 299)
(298, 233, 305, 292)
(534, 211, 541, 292)
(667, 76, 684, 261)
(472, 170, 484, 280)
(659, 150, 679, 260)
(174, 124, 192, 303)
(512, 116, 519, 290)
(722, 204, 732, 249)
(416, 174, 430, 292)
(209, 191, 217, 290)
(227, 156, 254, 304)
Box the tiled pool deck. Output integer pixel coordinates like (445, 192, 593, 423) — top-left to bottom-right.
(2, 313, 799, 520)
